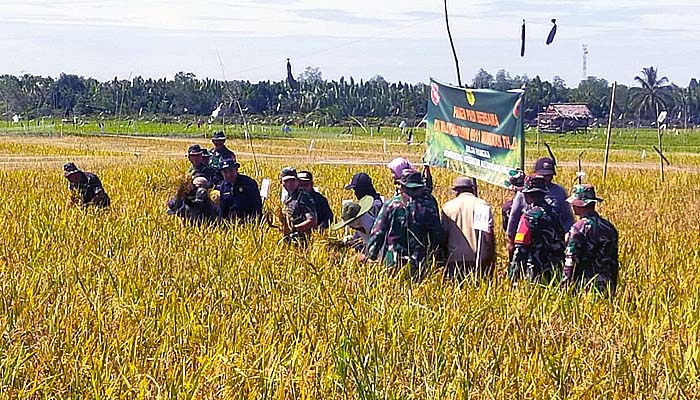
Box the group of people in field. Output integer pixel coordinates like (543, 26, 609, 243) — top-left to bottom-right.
(63, 132, 619, 297)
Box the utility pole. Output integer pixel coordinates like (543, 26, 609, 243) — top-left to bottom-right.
(582, 44, 589, 81)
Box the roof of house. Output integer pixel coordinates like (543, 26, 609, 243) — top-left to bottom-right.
(541, 103, 593, 119)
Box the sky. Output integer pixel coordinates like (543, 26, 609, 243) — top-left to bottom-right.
(1, 0, 699, 88)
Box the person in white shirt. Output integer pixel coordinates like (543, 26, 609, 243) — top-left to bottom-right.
(441, 176, 494, 282)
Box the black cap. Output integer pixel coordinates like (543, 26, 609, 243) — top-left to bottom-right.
(212, 131, 226, 141)
(534, 157, 556, 176)
(280, 167, 297, 181)
(344, 172, 372, 190)
(187, 144, 203, 155)
(297, 171, 313, 181)
(219, 159, 240, 170)
(63, 162, 80, 177)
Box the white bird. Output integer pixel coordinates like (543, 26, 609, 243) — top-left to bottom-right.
(211, 103, 222, 118)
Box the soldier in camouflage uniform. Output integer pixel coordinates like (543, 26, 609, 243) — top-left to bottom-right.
(209, 131, 236, 169)
(367, 169, 443, 280)
(509, 175, 565, 283)
(186, 144, 222, 185)
(561, 184, 619, 297)
(63, 162, 111, 208)
(279, 167, 317, 242)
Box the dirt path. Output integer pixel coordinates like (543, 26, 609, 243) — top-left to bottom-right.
(1, 134, 699, 173)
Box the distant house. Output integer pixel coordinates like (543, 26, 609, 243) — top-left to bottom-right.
(537, 103, 593, 133)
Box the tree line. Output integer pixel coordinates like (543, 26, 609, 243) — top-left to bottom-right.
(1, 66, 697, 127)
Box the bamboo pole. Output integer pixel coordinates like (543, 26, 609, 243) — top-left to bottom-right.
(444, 0, 462, 87)
(656, 103, 664, 182)
(603, 81, 617, 182)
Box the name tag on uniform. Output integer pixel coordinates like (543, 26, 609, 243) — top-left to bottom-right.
(473, 203, 491, 232)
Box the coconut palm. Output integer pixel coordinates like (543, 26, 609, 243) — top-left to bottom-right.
(630, 67, 672, 121)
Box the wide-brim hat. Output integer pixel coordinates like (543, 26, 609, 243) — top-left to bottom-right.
(452, 176, 475, 190)
(331, 196, 374, 230)
(399, 169, 425, 188)
(212, 131, 226, 141)
(566, 184, 603, 207)
(187, 144, 203, 155)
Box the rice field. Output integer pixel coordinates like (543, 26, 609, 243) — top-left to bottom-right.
(0, 131, 698, 398)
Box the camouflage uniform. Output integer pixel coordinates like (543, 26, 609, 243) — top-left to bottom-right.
(64, 163, 111, 208)
(509, 176, 565, 282)
(209, 131, 235, 169)
(563, 184, 619, 296)
(282, 188, 317, 240)
(167, 186, 218, 226)
(367, 170, 443, 279)
(210, 146, 235, 169)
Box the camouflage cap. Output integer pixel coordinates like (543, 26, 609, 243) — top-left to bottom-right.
(192, 187, 209, 204)
(521, 174, 548, 194)
(504, 169, 525, 191)
(279, 167, 298, 181)
(399, 169, 425, 189)
(297, 171, 313, 182)
(566, 184, 603, 207)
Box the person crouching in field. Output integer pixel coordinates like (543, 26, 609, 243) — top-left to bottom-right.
(167, 176, 218, 225)
(63, 162, 110, 208)
(509, 175, 565, 283)
(216, 158, 262, 223)
(331, 196, 376, 260)
(561, 184, 619, 297)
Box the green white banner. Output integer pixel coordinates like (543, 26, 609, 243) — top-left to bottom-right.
(424, 79, 524, 187)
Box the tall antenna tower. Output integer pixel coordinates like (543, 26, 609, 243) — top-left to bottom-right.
(582, 44, 589, 80)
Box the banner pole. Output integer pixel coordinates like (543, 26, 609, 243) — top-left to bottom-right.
(520, 92, 526, 172)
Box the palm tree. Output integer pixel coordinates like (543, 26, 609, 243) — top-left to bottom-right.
(630, 67, 672, 121)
